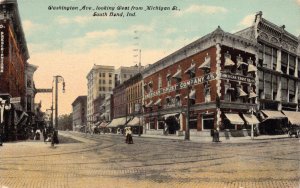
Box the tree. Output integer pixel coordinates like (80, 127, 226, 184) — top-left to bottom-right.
(58, 113, 72, 130)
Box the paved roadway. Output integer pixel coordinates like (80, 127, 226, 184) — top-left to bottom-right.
(0, 131, 299, 188)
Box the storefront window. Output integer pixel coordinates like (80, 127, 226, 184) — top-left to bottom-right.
(202, 114, 214, 130)
(189, 120, 197, 129)
(204, 82, 211, 102)
(158, 121, 165, 129)
(224, 83, 232, 102)
(149, 119, 155, 129)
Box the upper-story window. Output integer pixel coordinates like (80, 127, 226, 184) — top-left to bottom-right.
(281, 52, 288, 74)
(166, 70, 171, 87)
(298, 58, 300, 78)
(204, 82, 211, 102)
(158, 74, 162, 88)
(236, 55, 248, 76)
(124, 74, 127, 78)
(272, 75, 278, 100)
(264, 73, 272, 100)
(259, 44, 277, 70)
(27, 79, 32, 88)
(289, 55, 296, 76)
(224, 82, 234, 102)
(281, 77, 288, 102)
(109, 73, 112, 77)
(102, 73, 106, 77)
(175, 94, 181, 106)
(148, 80, 153, 92)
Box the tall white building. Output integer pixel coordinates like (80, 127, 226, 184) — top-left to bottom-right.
(86, 65, 115, 129)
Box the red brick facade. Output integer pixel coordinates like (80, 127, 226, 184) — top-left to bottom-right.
(0, 20, 26, 107)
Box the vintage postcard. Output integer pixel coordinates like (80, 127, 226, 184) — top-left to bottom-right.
(0, 0, 299, 187)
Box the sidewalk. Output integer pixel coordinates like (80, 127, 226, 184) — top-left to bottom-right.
(133, 133, 292, 143)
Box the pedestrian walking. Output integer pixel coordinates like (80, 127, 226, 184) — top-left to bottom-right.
(127, 127, 133, 144)
(125, 127, 129, 143)
(35, 129, 41, 140)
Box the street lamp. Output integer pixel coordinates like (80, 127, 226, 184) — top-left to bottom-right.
(53, 75, 65, 136)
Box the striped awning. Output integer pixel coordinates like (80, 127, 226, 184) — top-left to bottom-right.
(243, 114, 260, 124)
(172, 70, 182, 79)
(225, 113, 245, 125)
(126, 117, 141, 127)
(238, 87, 248, 97)
(261, 110, 286, 119)
(248, 90, 257, 98)
(282, 111, 300, 126)
(199, 57, 211, 70)
(184, 63, 196, 74)
(153, 98, 162, 106)
(224, 57, 235, 67)
(107, 117, 127, 128)
(248, 64, 257, 73)
(145, 100, 153, 108)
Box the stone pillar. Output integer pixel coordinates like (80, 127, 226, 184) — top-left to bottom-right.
(276, 49, 282, 110)
(215, 44, 222, 127)
(276, 49, 282, 72)
(296, 57, 299, 111)
(179, 113, 183, 131)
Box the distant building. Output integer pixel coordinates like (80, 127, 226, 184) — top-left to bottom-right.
(86, 65, 115, 129)
(71, 96, 87, 132)
(115, 65, 142, 86)
(25, 63, 38, 112)
(235, 11, 300, 133)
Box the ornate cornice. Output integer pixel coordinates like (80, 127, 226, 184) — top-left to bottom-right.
(142, 27, 258, 78)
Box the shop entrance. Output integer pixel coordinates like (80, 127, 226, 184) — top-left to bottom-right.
(165, 116, 180, 134)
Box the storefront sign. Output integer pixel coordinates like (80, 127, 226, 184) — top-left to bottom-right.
(36, 88, 53, 93)
(145, 73, 217, 99)
(221, 72, 255, 83)
(10, 97, 21, 104)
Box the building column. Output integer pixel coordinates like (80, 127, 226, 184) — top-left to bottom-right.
(276, 49, 282, 73)
(296, 56, 299, 111)
(215, 43, 222, 127)
(179, 113, 183, 131)
(276, 49, 282, 110)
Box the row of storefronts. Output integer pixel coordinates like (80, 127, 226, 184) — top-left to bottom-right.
(0, 1, 42, 141)
(95, 12, 300, 138)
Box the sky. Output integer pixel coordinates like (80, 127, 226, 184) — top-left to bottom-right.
(16, 0, 300, 115)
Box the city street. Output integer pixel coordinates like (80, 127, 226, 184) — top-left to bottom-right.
(0, 132, 299, 188)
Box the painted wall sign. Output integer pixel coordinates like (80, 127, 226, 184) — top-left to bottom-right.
(220, 72, 255, 83)
(144, 73, 217, 99)
(0, 22, 8, 73)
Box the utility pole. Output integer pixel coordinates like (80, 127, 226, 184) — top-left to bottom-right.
(185, 86, 191, 141)
(52, 75, 65, 144)
(55, 76, 58, 130)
